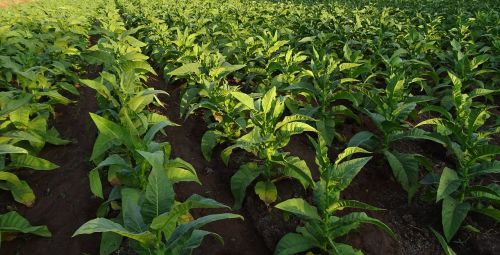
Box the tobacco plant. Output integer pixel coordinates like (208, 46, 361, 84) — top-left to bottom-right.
(417, 72, 500, 243)
(274, 136, 395, 255)
(222, 87, 316, 208)
(349, 72, 443, 201)
(75, 152, 241, 255)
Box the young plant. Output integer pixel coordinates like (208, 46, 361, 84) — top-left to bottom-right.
(75, 153, 241, 255)
(222, 86, 317, 208)
(349, 73, 442, 201)
(274, 136, 395, 255)
(417, 72, 500, 243)
(169, 55, 248, 161)
(284, 46, 368, 145)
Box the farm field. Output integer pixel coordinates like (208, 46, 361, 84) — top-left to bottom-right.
(0, 0, 499, 254)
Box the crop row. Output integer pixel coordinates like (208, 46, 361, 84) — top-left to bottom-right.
(0, 0, 103, 242)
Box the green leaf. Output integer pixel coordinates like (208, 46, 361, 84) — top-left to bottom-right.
(261, 86, 277, 114)
(231, 163, 261, 209)
(473, 206, 500, 221)
(274, 233, 315, 255)
(169, 63, 202, 76)
(283, 156, 314, 188)
(10, 154, 58, 170)
(0, 94, 32, 117)
(430, 228, 457, 255)
(8, 181, 36, 207)
(339, 63, 362, 71)
(334, 212, 396, 239)
(278, 122, 317, 137)
(121, 188, 147, 233)
(335, 147, 371, 165)
(151, 194, 229, 232)
(335, 157, 372, 191)
(383, 150, 420, 200)
(436, 168, 461, 202)
(90, 113, 132, 148)
(100, 232, 122, 255)
(179, 230, 223, 254)
(142, 152, 174, 223)
(254, 181, 278, 206)
(89, 168, 103, 199)
(316, 117, 336, 146)
(73, 218, 155, 244)
(0, 144, 28, 155)
(201, 130, 220, 161)
(442, 197, 470, 241)
(165, 158, 200, 184)
(165, 213, 243, 250)
(327, 200, 383, 213)
(0, 211, 50, 237)
(275, 198, 320, 221)
(348, 131, 375, 148)
(231, 91, 254, 110)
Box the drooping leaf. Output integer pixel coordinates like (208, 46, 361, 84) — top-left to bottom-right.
(254, 181, 278, 206)
(274, 233, 315, 255)
(275, 198, 320, 221)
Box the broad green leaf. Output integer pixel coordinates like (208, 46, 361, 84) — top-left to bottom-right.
(275, 198, 320, 221)
(169, 63, 202, 76)
(73, 218, 155, 244)
(231, 91, 254, 110)
(436, 168, 461, 202)
(442, 197, 470, 241)
(10, 154, 58, 170)
(283, 156, 314, 188)
(0, 144, 28, 155)
(0, 211, 50, 237)
(274, 233, 315, 255)
(335, 157, 372, 191)
(165, 158, 200, 184)
(254, 181, 277, 206)
(142, 152, 174, 223)
(121, 188, 147, 233)
(231, 163, 261, 209)
(201, 130, 220, 161)
(261, 86, 277, 114)
(7, 180, 35, 207)
(100, 232, 122, 255)
(383, 150, 420, 200)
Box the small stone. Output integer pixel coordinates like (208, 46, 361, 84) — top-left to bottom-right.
(205, 167, 214, 174)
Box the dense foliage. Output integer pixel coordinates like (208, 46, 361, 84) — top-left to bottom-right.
(1, 0, 498, 254)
